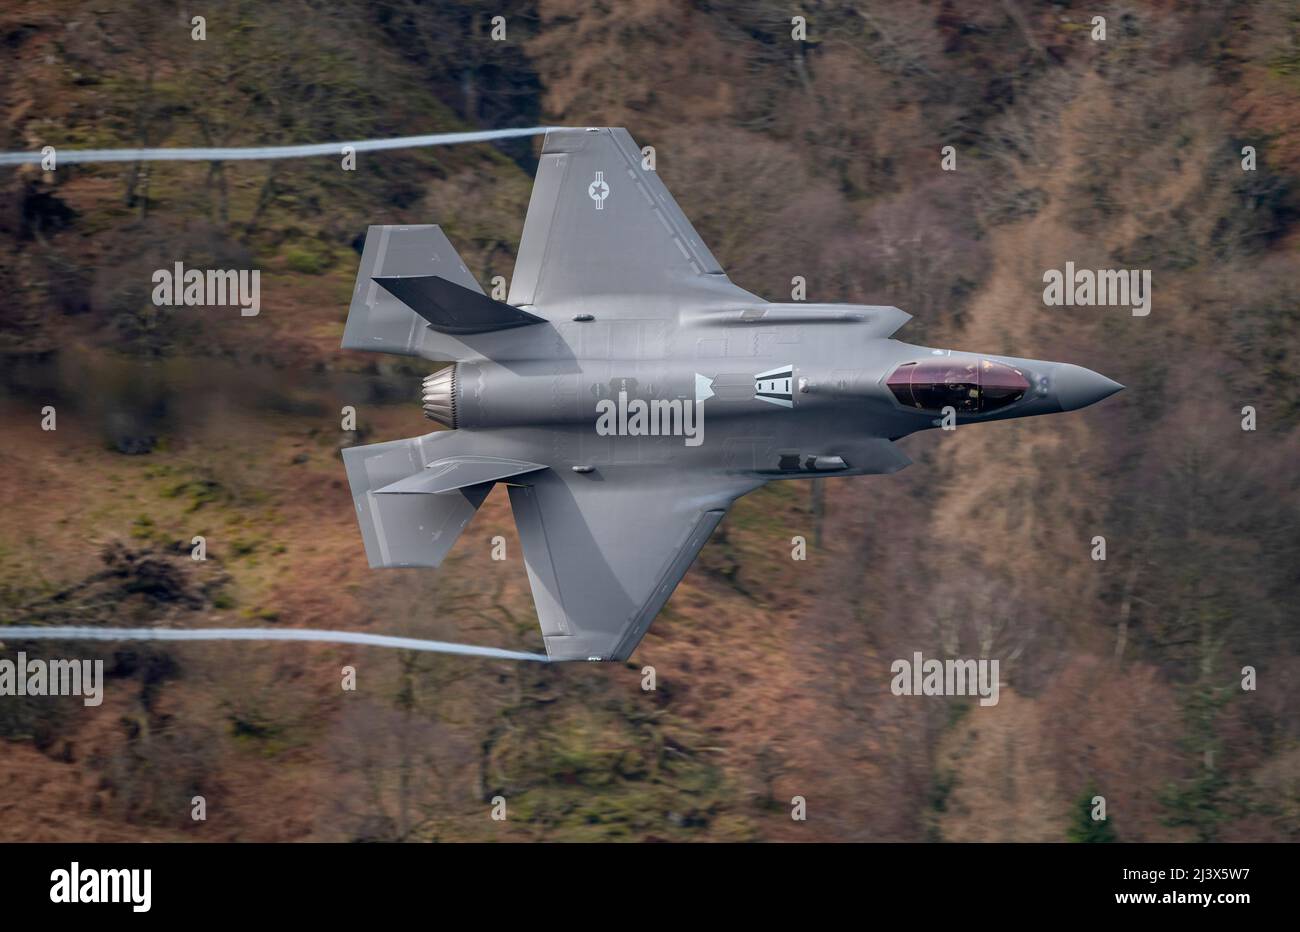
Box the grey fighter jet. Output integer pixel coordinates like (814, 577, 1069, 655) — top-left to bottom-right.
(340, 127, 1122, 662)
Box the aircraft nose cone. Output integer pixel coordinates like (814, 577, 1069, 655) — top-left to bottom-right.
(1053, 364, 1124, 411)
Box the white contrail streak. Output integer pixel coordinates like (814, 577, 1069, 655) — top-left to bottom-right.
(0, 126, 555, 166)
(0, 626, 549, 662)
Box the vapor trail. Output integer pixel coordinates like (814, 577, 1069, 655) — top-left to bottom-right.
(0, 626, 549, 662)
(0, 126, 555, 166)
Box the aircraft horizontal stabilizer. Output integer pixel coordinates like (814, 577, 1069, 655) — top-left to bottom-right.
(343, 224, 488, 359)
(342, 434, 490, 569)
(375, 455, 547, 495)
(374, 275, 545, 335)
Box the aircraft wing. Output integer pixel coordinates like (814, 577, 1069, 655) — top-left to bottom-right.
(508, 127, 756, 309)
(507, 468, 759, 661)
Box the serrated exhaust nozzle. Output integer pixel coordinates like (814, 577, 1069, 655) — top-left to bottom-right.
(421, 366, 457, 428)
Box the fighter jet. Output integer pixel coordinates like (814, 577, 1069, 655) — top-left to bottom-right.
(340, 127, 1122, 662)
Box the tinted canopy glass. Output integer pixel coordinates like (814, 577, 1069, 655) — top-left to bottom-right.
(887, 358, 1029, 414)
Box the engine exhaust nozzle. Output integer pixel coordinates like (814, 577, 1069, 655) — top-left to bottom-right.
(421, 366, 458, 428)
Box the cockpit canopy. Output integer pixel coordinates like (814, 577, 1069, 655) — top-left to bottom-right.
(886, 358, 1029, 414)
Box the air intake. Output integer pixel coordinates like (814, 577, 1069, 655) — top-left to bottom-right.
(421, 366, 458, 428)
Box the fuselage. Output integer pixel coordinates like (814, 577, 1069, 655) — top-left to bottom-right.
(421, 301, 1121, 482)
